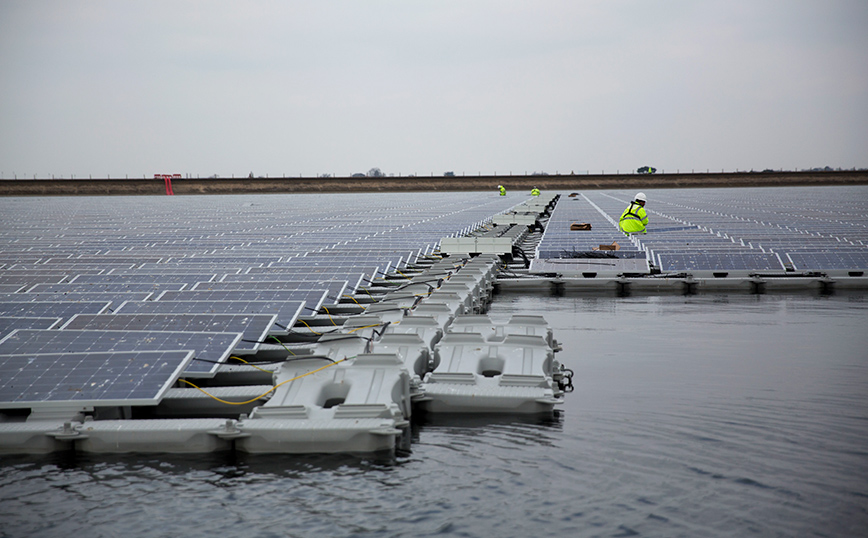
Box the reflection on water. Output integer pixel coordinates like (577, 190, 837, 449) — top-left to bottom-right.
(1, 291, 867, 538)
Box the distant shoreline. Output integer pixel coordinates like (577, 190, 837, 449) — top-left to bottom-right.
(1, 170, 866, 196)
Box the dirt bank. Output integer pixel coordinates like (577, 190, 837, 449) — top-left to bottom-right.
(1, 171, 865, 196)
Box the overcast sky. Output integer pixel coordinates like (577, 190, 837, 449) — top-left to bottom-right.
(1, 1, 866, 179)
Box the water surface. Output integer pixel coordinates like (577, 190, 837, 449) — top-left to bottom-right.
(2, 292, 866, 537)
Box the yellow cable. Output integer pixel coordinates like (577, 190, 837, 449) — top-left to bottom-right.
(342, 293, 363, 304)
(347, 324, 381, 334)
(229, 355, 272, 373)
(320, 305, 337, 326)
(179, 357, 349, 405)
(296, 318, 323, 335)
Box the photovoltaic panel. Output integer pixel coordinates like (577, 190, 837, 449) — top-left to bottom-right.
(189, 281, 345, 304)
(0, 301, 112, 321)
(155, 289, 328, 315)
(69, 274, 217, 285)
(36, 263, 139, 271)
(229, 272, 365, 294)
(2, 292, 153, 308)
(787, 252, 868, 272)
(0, 285, 24, 294)
(657, 252, 785, 272)
(27, 283, 187, 293)
(0, 350, 194, 408)
(114, 300, 304, 332)
(0, 317, 63, 339)
(60, 313, 277, 352)
(0, 275, 68, 286)
(0, 329, 243, 376)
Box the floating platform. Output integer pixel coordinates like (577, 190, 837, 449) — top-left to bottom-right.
(1, 188, 866, 454)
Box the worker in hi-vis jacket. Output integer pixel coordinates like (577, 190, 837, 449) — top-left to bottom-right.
(619, 192, 648, 234)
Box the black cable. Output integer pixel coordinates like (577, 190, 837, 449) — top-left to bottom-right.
(316, 334, 373, 344)
(190, 354, 340, 366)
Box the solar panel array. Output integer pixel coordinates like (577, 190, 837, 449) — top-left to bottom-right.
(0, 192, 526, 407)
(1, 188, 865, 409)
(537, 187, 868, 276)
(535, 194, 643, 258)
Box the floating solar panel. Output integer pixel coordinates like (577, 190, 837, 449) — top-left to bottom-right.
(0, 274, 68, 286)
(0, 329, 243, 377)
(787, 252, 868, 273)
(0, 285, 25, 294)
(190, 280, 346, 304)
(233, 271, 366, 293)
(60, 313, 277, 352)
(657, 252, 786, 273)
(35, 263, 139, 271)
(114, 300, 304, 332)
(0, 317, 63, 338)
(0, 301, 112, 321)
(0, 350, 194, 408)
(2, 292, 152, 309)
(536, 250, 647, 259)
(27, 283, 187, 293)
(155, 289, 328, 315)
(69, 274, 217, 285)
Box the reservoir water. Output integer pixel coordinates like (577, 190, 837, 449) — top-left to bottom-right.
(1, 291, 865, 537)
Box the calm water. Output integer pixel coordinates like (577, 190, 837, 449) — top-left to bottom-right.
(1, 291, 866, 537)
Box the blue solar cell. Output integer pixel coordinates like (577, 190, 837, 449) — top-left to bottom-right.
(657, 252, 785, 271)
(61, 313, 277, 352)
(0, 301, 112, 320)
(0, 351, 194, 407)
(115, 300, 304, 331)
(156, 289, 328, 314)
(0, 329, 242, 376)
(787, 252, 868, 271)
(0, 317, 63, 338)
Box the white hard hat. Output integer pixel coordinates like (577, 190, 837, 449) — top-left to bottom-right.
(635, 192, 647, 203)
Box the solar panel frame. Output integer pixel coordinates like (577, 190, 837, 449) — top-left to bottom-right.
(189, 280, 347, 304)
(59, 313, 277, 352)
(656, 252, 786, 272)
(0, 301, 112, 320)
(154, 289, 328, 315)
(0, 285, 25, 294)
(0, 317, 64, 338)
(27, 283, 188, 294)
(0, 350, 194, 408)
(68, 274, 217, 285)
(787, 252, 868, 272)
(114, 300, 305, 332)
(0, 329, 243, 377)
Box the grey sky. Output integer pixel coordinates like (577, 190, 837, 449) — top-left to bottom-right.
(1, 1, 866, 179)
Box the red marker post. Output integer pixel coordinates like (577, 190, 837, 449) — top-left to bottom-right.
(154, 174, 180, 195)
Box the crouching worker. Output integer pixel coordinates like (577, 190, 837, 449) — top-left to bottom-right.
(619, 192, 648, 234)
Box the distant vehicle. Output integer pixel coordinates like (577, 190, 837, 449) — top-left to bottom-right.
(444, 171, 455, 177)
(637, 166, 657, 174)
(154, 174, 182, 179)
(351, 173, 366, 178)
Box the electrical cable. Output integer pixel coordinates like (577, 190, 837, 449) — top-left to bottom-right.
(179, 357, 351, 405)
(319, 305, 338, 326)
